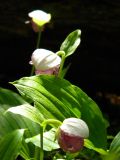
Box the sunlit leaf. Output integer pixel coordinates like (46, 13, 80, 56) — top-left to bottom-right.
(25, 128, 59, 151)
(11, 75, 107, 149)
(0, 129, 25, 160)
(108, 132, 120, 160)
(60, 29, 81, 57)
(0, 88, 40, 158)
(12, 75, 81, 121)
(84, 139, 108, 155)
(0, 104, 40, 159)
(0, 87, 25, 106)
(73, 85, 107, 149)
(7, 103, 45, 125)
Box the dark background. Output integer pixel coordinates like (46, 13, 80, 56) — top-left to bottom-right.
(0, 0, 120, 134)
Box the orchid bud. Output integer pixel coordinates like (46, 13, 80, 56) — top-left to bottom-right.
(30, 49, 61, 75)
(28, 10, 51, 28)
(58, 118, 89, 153)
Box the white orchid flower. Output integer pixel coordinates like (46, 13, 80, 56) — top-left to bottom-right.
(58, 118, 89, 153)
(28, 10, 51, 27)
(30, 49, 61, 75)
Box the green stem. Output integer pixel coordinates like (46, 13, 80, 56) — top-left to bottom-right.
(34, 147, 40, 160)
(36, 27, 42, 49)
(42, 119, 62, 131)
(40, 125, 44, 160)
(58, 54, 66, 78)
(30, 65, 35, 76)
(34, 125, 44, 160)
(30, 27, 42, 76)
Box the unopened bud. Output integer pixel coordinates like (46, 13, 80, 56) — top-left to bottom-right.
(58, 118, 89, 153)
(30, 49, 61, 75)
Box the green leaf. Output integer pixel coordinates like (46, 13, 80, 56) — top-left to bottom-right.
(0, 105, 40, 139)
(0, 88, 41, 159)
(102, 154, 119, 160)
(84, 139, 108, 155)
(61, 63, 71, 78)
(60, 29, 81, 57)
(11, 75, 107, 148)
(0, 129, 25, 160)
(73, 85, 107, 149)
(0, 87, 26, 106)
(0, 104, 40, 159)
(7, 103, 45, 125)
(25, 128, 59, 151)
(0, 87, 40, 136)
(108, 132, 120, 160)
(11, 75, 81, 121)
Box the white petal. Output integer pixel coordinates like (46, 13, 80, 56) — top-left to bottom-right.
(31, 49, 61, 70)
(28, 10, 51, 22)
(60, 118, 89, 138)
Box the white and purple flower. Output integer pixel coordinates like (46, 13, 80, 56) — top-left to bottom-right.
(57, 118, 89, 153)
(28, 10, 51, 32)
(30, 49, 61, 75)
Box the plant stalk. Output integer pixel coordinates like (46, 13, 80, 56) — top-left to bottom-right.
(40, 125, 44, 160)
(58, 54, 66, 78)
(36, 27, 42, 49)
(30, 27, 42, 76)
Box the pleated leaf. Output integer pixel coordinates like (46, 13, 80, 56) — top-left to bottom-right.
(0, 129, 25, 160)
(73, 85, 107, 149)
(0, 87, 40, 138)
(0, 88, 41, 158)
(26, 128, 59, 151)
(0, 87, 26, 106)
(108, 132, 120, 160)
(60, 29, 81, 57)
(11, 75, 81, 121)
(84, 139, 108, 155)
(7, 103, 45, 125)
(11, 75, 107, 149)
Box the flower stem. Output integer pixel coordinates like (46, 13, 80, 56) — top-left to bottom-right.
(36, 27, 42, 49)
(34, 147, 40, 160)
(40, 125, 44, 160)
(58, 53, 66, 78)
(56, 51, 66, 78)
(42, 119, 62, 130)
(30, 27, 42, 76)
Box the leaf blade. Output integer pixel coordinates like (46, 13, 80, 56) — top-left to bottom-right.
(0, 129, 25, 160)
(25, 128, 59, 151)
(7, 103, 45, 125)
(60, 29, 81, 57)
(11, 75, 107, 148)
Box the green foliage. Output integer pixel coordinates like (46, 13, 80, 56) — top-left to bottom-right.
(26, 128, 59, 151)
(84, 139, 108, 155)
(0, 88, 41, 159)
(7, 103, 45, 125)
(73, 85, 107, 149)
(0, 129, 25, 160)
(10, 75, 107, 149)
(109, 132, 120, 154)
(0, 87, 26, 106)
(106, 132, 120, 160)
(60, 29, 81, 57)
(0, 28, 119, 160)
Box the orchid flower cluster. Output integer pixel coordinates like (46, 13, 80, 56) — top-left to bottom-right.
(28, 10, 62, 76)
(28, 10, 89, 153)
(28, 10, 81, 78)
(1, 8, 115, 160)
